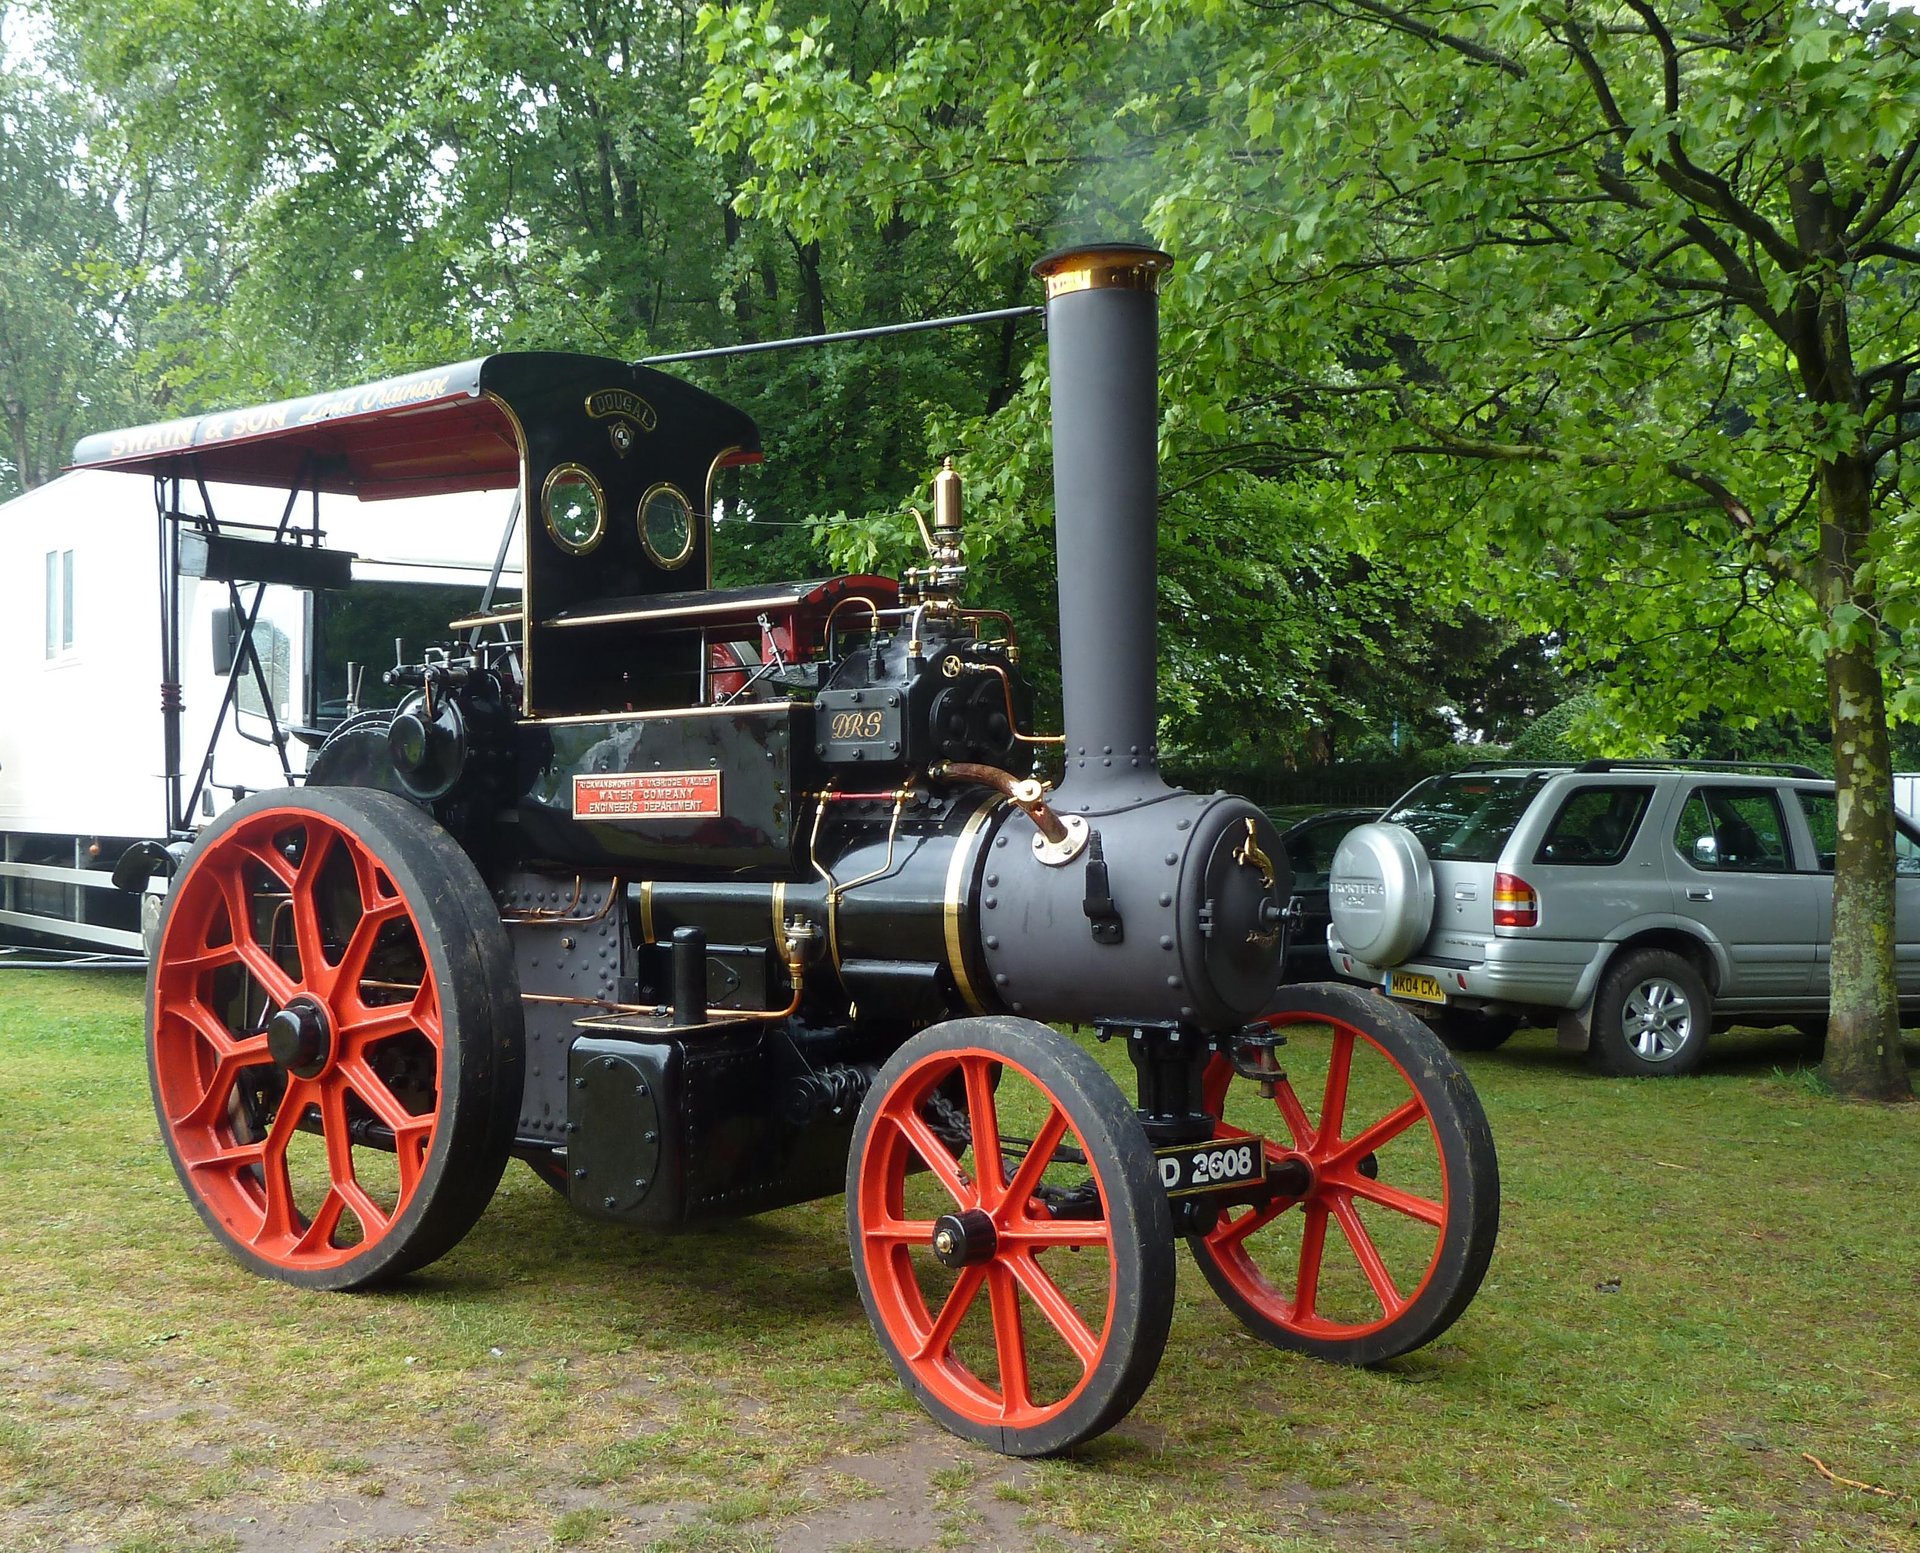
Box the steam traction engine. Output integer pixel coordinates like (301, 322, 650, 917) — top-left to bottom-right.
(87, 246, 1498, 1455)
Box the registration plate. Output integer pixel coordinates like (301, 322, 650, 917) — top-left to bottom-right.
(1386, 970, 1448, 1005)
(1155, 1130, 1266, 1198)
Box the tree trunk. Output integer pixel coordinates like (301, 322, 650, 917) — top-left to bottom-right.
(1818, 453, 1913, 1100)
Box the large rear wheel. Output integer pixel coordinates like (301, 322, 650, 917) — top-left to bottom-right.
(847, 1016, 1174, 1456)
(147, 788, 522, 1290)
(1190, 983, 1498, 1364)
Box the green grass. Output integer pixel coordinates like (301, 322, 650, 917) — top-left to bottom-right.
(2, 970, 1917, 1552)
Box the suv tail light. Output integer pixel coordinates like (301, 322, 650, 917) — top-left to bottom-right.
(1493, 872, 1538, 928)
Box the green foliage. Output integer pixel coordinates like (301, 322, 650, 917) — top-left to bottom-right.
(689, 0, 1920, 1090)
(1507, 694, 1604, 764)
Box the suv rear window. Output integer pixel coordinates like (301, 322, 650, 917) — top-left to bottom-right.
(1383, 773, 1549, 863)
(1533, 785, 1653, 866)
(1796, 791, 1920, 876)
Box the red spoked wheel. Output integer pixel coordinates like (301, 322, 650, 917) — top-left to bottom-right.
(1190, 982, 1498, 1364)
(847, 1016, 1174, 1456)
(147, 787, 522, 1291)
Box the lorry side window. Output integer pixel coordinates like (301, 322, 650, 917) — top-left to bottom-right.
(43, 549, 74, 658)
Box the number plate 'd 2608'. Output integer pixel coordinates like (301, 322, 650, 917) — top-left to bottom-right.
(1155, 1130, 1267, 1198)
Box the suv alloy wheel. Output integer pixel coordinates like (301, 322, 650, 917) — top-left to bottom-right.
(1589, 947, 1712, 1077)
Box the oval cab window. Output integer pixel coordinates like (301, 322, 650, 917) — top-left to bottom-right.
(639, 482, 695, 569)
(543, 465, 605, 554)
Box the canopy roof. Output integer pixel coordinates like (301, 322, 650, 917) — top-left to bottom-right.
(69, 352, 761, 500)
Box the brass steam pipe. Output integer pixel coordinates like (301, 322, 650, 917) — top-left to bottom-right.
(932, 761, 1070, 845)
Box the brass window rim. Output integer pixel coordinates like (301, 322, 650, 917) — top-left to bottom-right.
(639, 480, 697, 570)
(541, 462, 607, 556)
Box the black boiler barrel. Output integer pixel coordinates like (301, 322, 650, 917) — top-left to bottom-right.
(1033, 244, 1174, 809)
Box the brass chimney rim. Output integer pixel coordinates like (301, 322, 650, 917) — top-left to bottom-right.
(1032, 243, 1173, 300)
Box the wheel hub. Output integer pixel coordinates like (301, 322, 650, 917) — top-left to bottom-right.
(1269, 1153, 1315, 1198)
(930, 1208, 997, 1268)
(266, 996, 332, 1079)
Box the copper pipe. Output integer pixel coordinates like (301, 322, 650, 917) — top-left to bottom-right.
(821, 594, 883, 646)
(541, 921, 815, 1028)
(523, 991, 653, 1014)
(932, 761, 1069, 844)
(973, 661, 1066, 746)
(961, 608, 1018, 644)
(503, 874, 584, 920)
(500, 877, 622, 927)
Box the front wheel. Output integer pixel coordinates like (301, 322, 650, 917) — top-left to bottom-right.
(147, 787, 522, 1290)
(1589, 948, 1711, 1076)
(846, 1017, 1175, 1456)
(1189, 983, 1499, 1365)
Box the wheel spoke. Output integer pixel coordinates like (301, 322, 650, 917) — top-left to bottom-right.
(912, 1262, 988, 1362)
(406, 983, 444, 1052)
(336, 1173, 393, 1242)
(251, 1088, 308, 1248)
(184, 1137, 268, 1176)
(1294, 1201, 1329, 1320)
(1214, 1193, 1291, 1248)
(1004, 1249, 1101, 1370)
(166, 943, 243, 978)
(893, 1106, 977, 1209)
(962, 1056, 1006, 1202)
(862, 1217, 938, 1244)
(291, 1190, 349, 1256)
(286, 853, 332, 989)
(1268, 1076, 1315, 1152)
(232, 936, 301, 1013)
(167, 1000, 273, 1130)
(986, 1264, 1031, 1416)
(347, 839, 397, 914)
(338, 1056, 426, 1143)
(1324, 1097, 1426, 1172)
(998, 1106, 1070, 1220)
(1341, 1171, 1445, 1227)
(1329, 1192, 1407, 1318)
(318, 1084, 358, 1197)
(337, 1003, 429, 1052)
(329, 899, 407, 1003)
(234, 835, 298, 891)
(997, 1215, 1110, 1249)
(1318, 1026, 1355, 1148)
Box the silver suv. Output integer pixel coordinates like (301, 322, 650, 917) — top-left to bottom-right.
(1324, 761, 1920, 1075)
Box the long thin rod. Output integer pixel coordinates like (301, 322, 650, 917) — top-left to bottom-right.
(639, 305, 1042, 366)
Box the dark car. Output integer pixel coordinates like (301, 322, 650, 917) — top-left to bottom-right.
(1276, 806, 1382, 982)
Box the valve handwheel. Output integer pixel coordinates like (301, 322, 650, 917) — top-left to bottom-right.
(1189, 983, 1499, 1364)
(847, 1016, 1174, 1455)
(147, 787, 522, 1291)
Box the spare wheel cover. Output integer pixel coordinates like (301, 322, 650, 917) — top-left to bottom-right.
(1329, 823, 1435, 965)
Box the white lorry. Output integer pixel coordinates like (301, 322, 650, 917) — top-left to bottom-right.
(0, 469, 517, 953)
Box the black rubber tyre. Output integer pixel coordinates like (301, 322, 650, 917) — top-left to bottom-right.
(148, 787, 524, 1291)
(1588, 948, 1711, 1077)
(846, 1016, 1175, 1456)
(1189, 982, 1500, 1366)
(1431, 1012, 1519, 1053)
